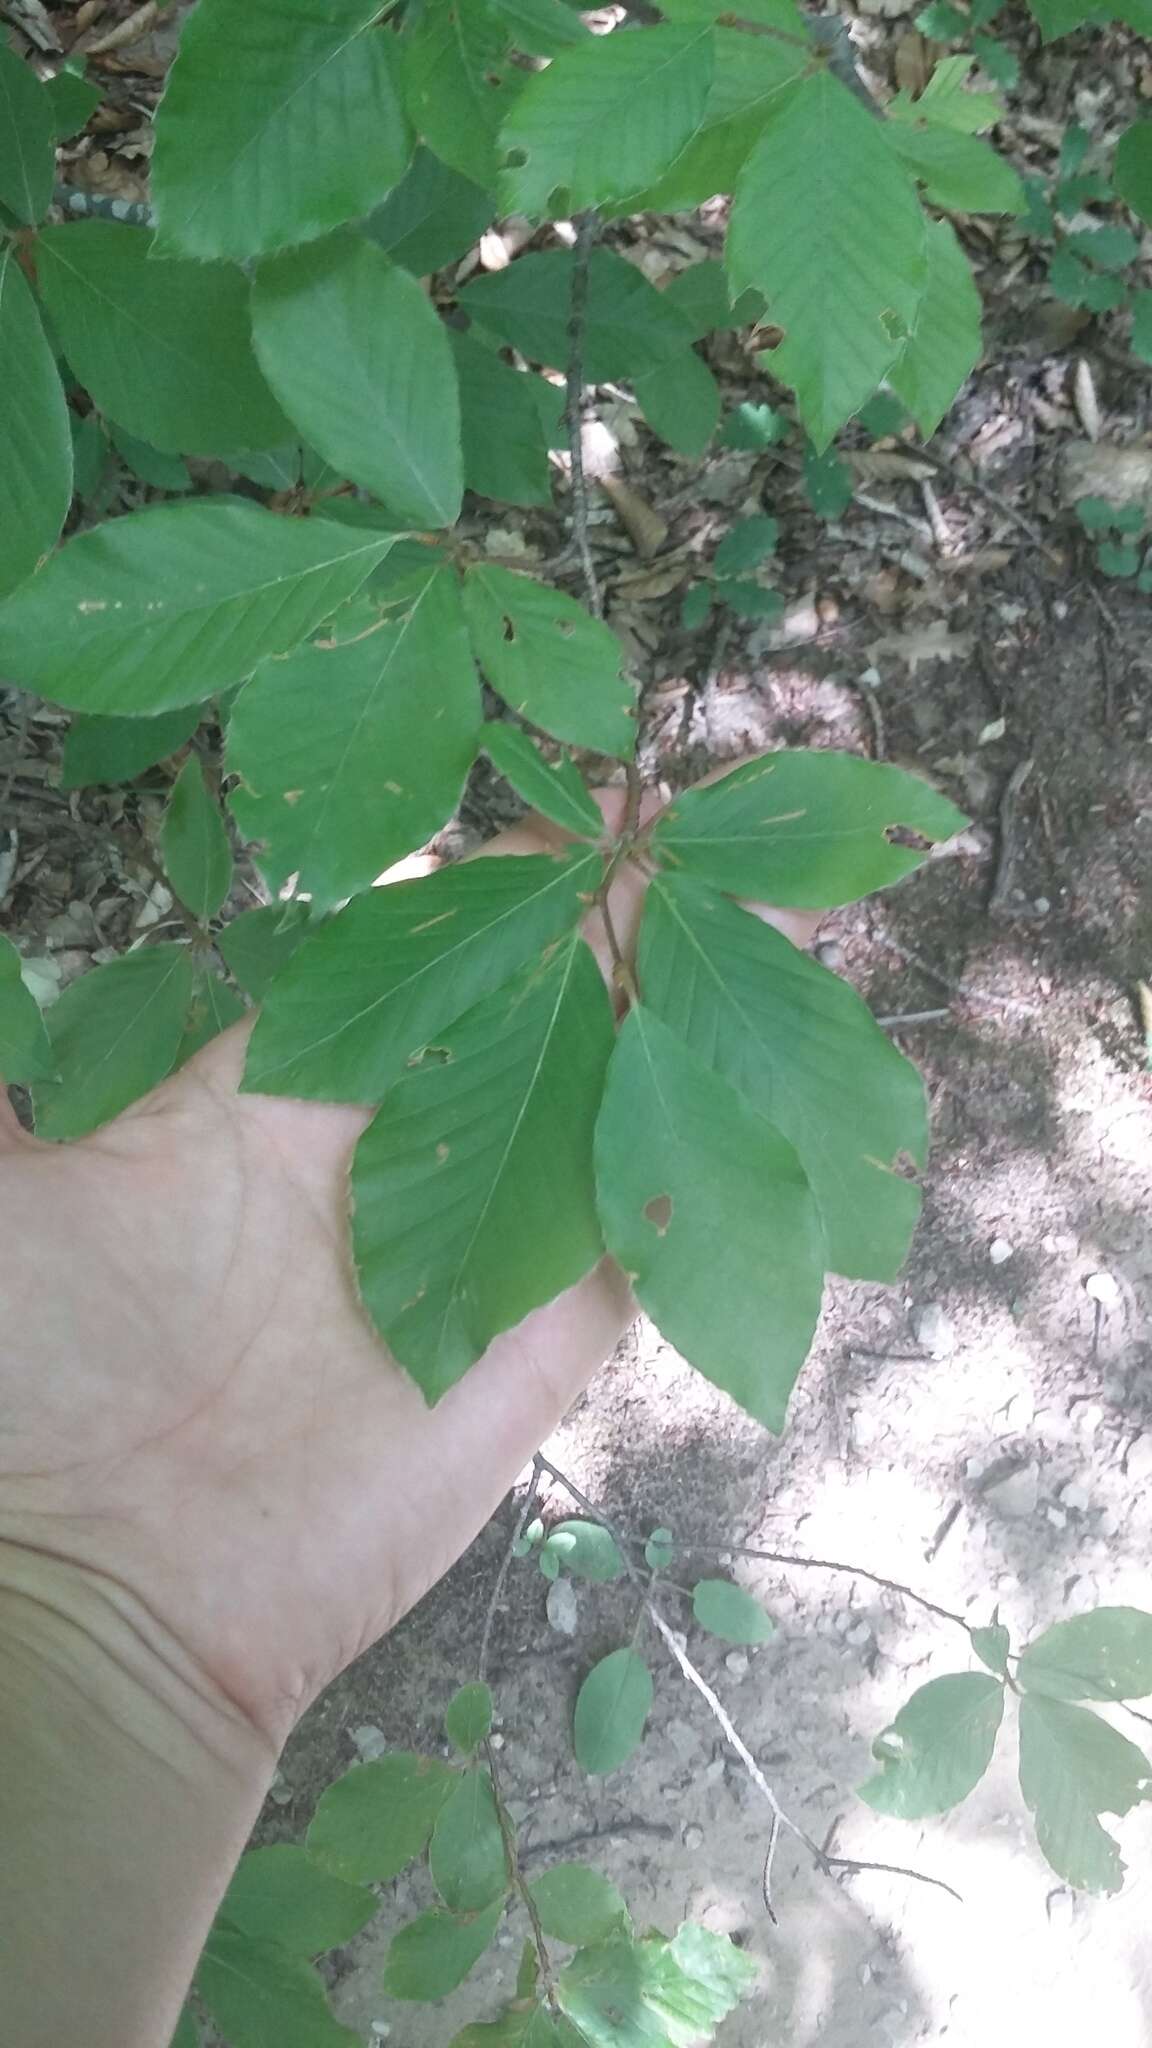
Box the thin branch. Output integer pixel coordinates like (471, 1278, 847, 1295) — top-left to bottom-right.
(536, 1458, 962, 1911)
(478, 1457, 542, 1685)
(484, 1735, 561, 2011)
(565, 212, 603, 621)
(680, 1540, 971, 1634)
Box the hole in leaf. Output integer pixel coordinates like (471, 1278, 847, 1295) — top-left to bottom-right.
(643, 1193, 673, 1236)
(436, 1142, 450, 1162)
(504, 147, 528, 169)
(411, 1044, 453, 1068)
(554, 618, 576, 638)
(500, 613, 517, 643)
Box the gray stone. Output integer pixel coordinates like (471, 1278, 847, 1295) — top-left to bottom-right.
(986, 1466, 1039, 1518)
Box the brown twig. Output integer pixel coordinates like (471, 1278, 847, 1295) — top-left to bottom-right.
(565, 212, 603, 621)
(478, 1457, 543, 1685)
(484, 1735, 561, 2011)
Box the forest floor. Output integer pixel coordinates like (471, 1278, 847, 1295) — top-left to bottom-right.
(2, 3, 1152, 2045)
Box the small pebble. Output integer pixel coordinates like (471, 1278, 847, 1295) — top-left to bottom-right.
(1033, 896, 1051, 915)
(989, 1237, 1014, 1265)
(725, 1650, 750, 1679)
(1125, 1434, 1152, 1482)
(847, 1620, 873, 1649)
(1084, 1270, 1121, 1305)
(986, 1466, 1039, 1519)
(683, 1823, 705, 1850)
(1046, 1506, 1068, 1529)
(914, 1303, 957, 1358)
(370, 2024, 392, 2041)
(489, 1732, 505, 1751)
(815, 938, 846, 970)
(1075, 1402, 1104, 1436)
(351, 1724, 388, 1762)
(1061, 1481, 1091, 1513)
(546, 1576, 580, 1635)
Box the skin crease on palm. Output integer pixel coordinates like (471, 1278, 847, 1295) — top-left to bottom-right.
(0, 778, 819, 1749)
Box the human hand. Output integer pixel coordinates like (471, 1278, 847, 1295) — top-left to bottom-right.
(0, 788, 817, 1747)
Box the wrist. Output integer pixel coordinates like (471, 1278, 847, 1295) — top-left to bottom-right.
(0, 1540, 276, 2048)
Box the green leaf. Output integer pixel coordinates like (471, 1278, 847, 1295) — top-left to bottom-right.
(645, 1529, 676, 1571)
(403, 0, 521, 189)
(802, 440, 853, 519)
(859, 391, 909, 439)
(490, 0, 592, 54)
(228, 565, 479, 910)
(529, 1864, 628, 1945)
(692, 1579, 775, 1645)
(637, 873, 928, 1280)
(719, 582, 784, 623)
(43, 65, 101, 140)
(658, 261, 761, 340)
(859, 1672, 1005, 1818)
(634, 351, 721, 459)
(1017, 1694, 1152, 1893)
(629, 28, 805, 214)
(729, 71, 927, 447)
(446, 1682, 495, 1754)
(573, 1648, 654, 1775)
(887, 123, 1025, 215)
(1131, 289, 1152, 364)
(650, 750, 967, 905)
(1027, 0, 1096, 35)
(498, 26, 713, 217)
(32, 946, 194, 1141)
(429, 1768, 509, 1912)
(594, 1006, 824, 1430)
(0, 249, 72, 599)
(714, 517, 779, 577)
(461, 248, 693, 383)
(35, 224, 290, 456)
(557, 1924, 757, 2046)
(452, 331, 558, 507)
(482, 726, 604, 838)
(0, 41, 55, 223)
(217, 444, 340, 493)
(220, 1846, 375, 1954)
(1097, 540, 1141, 578)
(1049, 247, 1126, 312)
(70, 411, 108, 504)
(252, 236, 462, 528)
(110, 426, 194, 494)
(542, 1520, 625, 1582)
(174, 969, 248, 1067)
(365, 146, 494, 274)
(216, 903, 309, 1002)
(911, 53, 1002, 133)
(197, 1926, 357, 2048)
(169, 2003, 199, 2048)
(889, 218, 982, 440)
(971, 1621, 1011, 1678)
(61, 707, 201, 791)
(306, 1754, 456, 1884)
(351, 934, 614, 1400)
(0, 934, 55, 1084)
(451, 2010, 582, 2048)
(1116, 118, 1152, 227)
(383, 1900, 504, 2000)
(243, 848, 599, 1100)
(1017, 1609, 1152, 1703)
(1076, 495, 1138, 533)
(463, 565, 634, 757)
(1066, 223, 1141, 271)
(162, 757, 233, 923)
(0, 501, 393, 715)
(152, 0, 411, 261)
(681, 583, 713, 630)
(974, 34, 1018, 88)
(720, 401, 789, 451)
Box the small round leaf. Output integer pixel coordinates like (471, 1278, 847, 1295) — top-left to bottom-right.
(446, 1682, 494, 1754)
(691, 1579, 775, 1646)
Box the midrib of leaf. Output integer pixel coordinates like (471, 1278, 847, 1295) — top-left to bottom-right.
(432, 929, 588, 1360)
(251, 851, 598, 1079)
(0, 59, 38, 221)
(357, 286, 457, 525)
(38, 241, 268, 414)
(168, 5, 382, 239)
(290, 583, 433, 875)
(73, 528, 389, 630)
(646, 875, 874, 1188)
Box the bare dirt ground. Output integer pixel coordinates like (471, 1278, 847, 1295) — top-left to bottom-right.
(2, 4, 1152, 2045)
